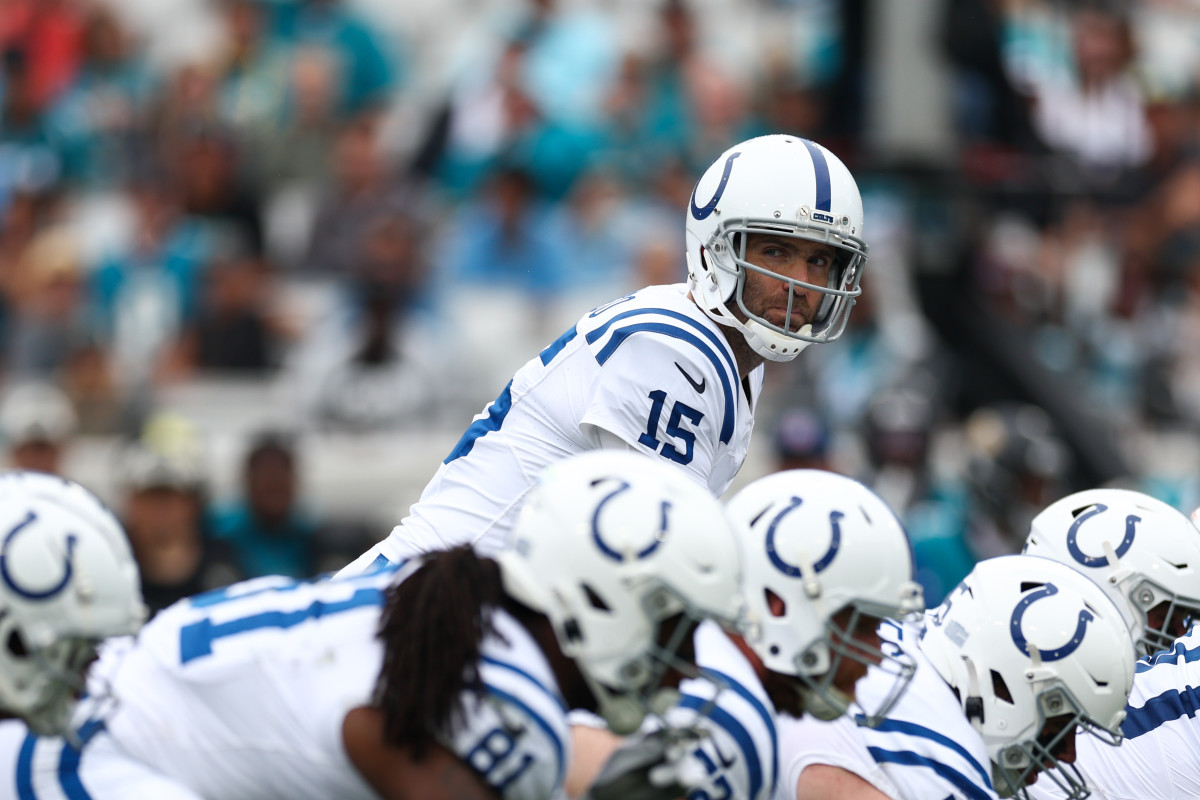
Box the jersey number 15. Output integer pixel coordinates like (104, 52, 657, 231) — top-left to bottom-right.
(639, 390, 704, 465)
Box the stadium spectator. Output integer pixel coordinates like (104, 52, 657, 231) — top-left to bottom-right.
(211, 432, 319, 578)
(0, 381, 77, 475)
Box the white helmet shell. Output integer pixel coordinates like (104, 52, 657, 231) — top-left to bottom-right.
(1025, 488, 1200, 656)
(921, 555, 1135, 798)
(497, 451, 743, 733)
(727, 469, 923, 722)
(685, 134, 867, 361)
(0, 471, 146, 734)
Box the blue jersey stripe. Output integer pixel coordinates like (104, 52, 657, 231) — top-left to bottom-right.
(481, 656, 568, 714)
(179, 587, 384, 663)
(585, 307, 738, 390)
(592, 322, 735, 444)
(539, 326, 578, 366)
(57, 720, 104, 800)
(485, 685, 565, 788)
(16, 733, 36, 800)
(444, 380, 515, 464)
(680, 693, 763, 799)
(800, 139, 832, 212)
(703, 669, 778, 792)
(1122, 685, 1200, 739)
(1136, 637, 1200, 673)
(365, 553, 394, 574)
(867, 747, 993, 800)
(857, 716, 991, 789)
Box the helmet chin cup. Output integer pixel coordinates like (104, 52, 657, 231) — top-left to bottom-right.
(799, 684, 851, 722)
(600, 693, 646, 737)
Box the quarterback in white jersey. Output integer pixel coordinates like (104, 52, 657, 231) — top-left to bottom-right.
(783, 556, 1135, 800)
(0, 452, 745, 800)
(339, 133, 869, 574)
(1028, 624, 1200, 800)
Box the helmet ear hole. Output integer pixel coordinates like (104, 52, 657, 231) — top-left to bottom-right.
(7, 629, 28, 659)
(765, 588, 786, 618)
(583, 584, 611, 612)
(991, 669, 1014, 704)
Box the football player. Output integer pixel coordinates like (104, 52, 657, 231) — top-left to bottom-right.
(576, 469, 924, 800)
(338, 134, 869, 574)
(781, 555, 1135, 800)
(0, 451, 744, 800)
(0, 471, 145, 736)
(1019, 488, 1200, 799)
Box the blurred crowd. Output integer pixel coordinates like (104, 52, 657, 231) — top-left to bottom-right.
(3, 0, 1200, 610)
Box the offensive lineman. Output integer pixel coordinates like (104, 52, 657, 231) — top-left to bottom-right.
(779, 555, 1135, 800)
(338, 133, 869, 574)
(1018, 488, 1200, 800)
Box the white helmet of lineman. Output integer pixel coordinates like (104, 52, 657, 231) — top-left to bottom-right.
(1025, 487, 1200, 656)
(727, 469, 924, 724)
(498, 451, 743, 735)
(685, 134, 867, 361)
(0, 471, 146, 735)
(921, 555, 1134, 799)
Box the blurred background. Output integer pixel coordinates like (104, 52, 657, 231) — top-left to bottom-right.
(2, 0, 1200, 609)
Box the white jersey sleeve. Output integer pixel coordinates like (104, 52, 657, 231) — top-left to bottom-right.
(442, 610, 572, 800)
(0, 719, 205, 800)
(661, 621, 778, 800)
(778, 621, 998, 800)
(1029, 624, 1200, 800)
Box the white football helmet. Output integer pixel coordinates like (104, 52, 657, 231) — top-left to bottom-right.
(1025, 488, 1200, 657)
(921, 555, 1134, 799)
(685, 134, 867, 361)
(0, 471, 146, 735)
(727, 469, 924, 724)
(498, 451, 743, 735)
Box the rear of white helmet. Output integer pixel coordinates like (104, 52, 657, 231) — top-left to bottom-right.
(921, 555, 1134, 799)
(497, 451, 743, 734)
(727, 469, 923, 723)
(685, 134, 867, 361)
(1025, 488, 1200, 656)
(0, 471, 146, 734)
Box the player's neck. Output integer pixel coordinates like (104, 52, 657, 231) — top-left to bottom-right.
(721, 325, 764, 381)
(687, 290, 763, 379)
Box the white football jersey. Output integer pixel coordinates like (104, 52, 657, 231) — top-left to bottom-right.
(0, 569, 571, 800)
(340, 284, 763, 573)
(664, 621, 778, 800)
(776, 620, 998, 800)
(1028, 623, 1200, 800)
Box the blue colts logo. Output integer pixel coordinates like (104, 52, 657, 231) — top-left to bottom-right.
(1066, 503, 1139, 567)
(1010, 583, 1094, 661)
(0, 511, 77, 600)
(690, 152, 741, 221)
(765, 496, 843, 577)
(592, 480, 671, 562)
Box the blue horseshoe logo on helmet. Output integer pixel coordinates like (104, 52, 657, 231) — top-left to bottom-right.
(690, 152, 742, 221)
(765, 496, 843, 577)
(1065, 503, 1139, 568)
(0, 510, 77, 600)
(1010, 583, 1094, 661)
(592, 480, 670, 562)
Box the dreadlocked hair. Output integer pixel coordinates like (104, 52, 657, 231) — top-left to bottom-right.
(372, 545, 506, 757)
